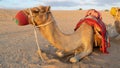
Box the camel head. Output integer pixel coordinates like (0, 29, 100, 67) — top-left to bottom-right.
(110, 7, 120, 20)
(110, 7, 118, 16)
(15, 6, 51, 26)
(110, 7, 118, 17)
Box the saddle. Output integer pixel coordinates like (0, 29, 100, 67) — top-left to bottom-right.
(74, 9, 110, 54)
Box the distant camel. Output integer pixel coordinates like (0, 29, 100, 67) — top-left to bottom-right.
(110, 7, 120, 34)
(15, 6, 109, 63)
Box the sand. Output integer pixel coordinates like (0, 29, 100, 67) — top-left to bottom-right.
(0, 9, 120, 68)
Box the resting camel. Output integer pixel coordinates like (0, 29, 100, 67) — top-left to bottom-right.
(110, 7, 120, 34)
(15, 6, 109, 63)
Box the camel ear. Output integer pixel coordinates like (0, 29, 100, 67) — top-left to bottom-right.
(46, 6, 50, 12)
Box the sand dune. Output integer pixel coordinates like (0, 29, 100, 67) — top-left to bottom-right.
(0, 9, 120, 68)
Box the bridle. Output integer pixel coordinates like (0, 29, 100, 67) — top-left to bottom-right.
(28, 8, 52, 27)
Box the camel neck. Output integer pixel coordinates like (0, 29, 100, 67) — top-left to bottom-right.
(38, 20, 66, 50)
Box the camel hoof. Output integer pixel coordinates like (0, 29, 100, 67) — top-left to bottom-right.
(56, 51, 64, 57)
(69, 57, 79, 63)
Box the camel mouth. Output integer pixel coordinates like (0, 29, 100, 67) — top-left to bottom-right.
(14, 6, 51, 26)
(14, 10, 29, 26)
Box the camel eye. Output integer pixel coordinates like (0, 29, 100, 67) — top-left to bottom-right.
(40, 9, 45, 13)
(118, 9, 120, 12)
(32, 7, 39, 13)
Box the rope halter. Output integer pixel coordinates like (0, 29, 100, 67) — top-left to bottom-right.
(28, 8, 52, 28)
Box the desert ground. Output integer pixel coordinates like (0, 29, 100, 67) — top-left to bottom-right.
(0, 9, 120, 68)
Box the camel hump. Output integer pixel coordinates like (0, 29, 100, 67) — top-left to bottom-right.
(85, 9, 102, 20)
(74, 9, 103, 31)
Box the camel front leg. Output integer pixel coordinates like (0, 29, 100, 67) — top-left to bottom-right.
(69, 51, 92, 63)
(69, 44, 93, 63)
(56, 50, 74, 57)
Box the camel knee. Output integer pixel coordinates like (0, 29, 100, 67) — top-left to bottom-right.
(56, 50, 74, 58)
(76, 51, 92, 59)
(56, 50, 64, 57)
(69, 49, 92, 63)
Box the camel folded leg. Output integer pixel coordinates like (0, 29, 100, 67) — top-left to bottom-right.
(69, 43, 93, 63)
(69, 49, 92, 63)
(56, 43, 93, 63)
(56, 47, 92, 63)
(56, 44, 84, 58)
(56, 50, 74, 58)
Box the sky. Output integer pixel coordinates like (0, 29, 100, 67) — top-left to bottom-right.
(0, 0, 120, 10)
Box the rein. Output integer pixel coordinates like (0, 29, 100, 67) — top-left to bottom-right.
(28, 9, 46, 62)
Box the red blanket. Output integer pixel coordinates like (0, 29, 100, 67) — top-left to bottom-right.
(74, 18, 110, 54)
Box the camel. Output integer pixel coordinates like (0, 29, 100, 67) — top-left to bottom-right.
(15, 6, 108, 63)
(110, 7, 120, 34)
